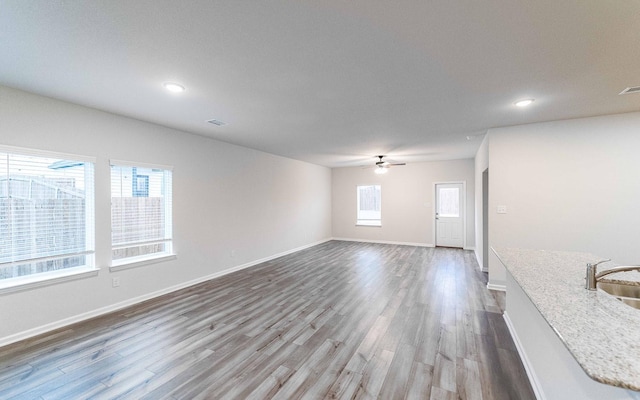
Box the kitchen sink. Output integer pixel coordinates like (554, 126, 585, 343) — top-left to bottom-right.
(598, 281, 640, 310)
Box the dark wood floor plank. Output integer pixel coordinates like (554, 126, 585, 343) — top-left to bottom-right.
(0, 241, 535, 399)
(474, 331, 513, 400)
(496, 347, 537, 400)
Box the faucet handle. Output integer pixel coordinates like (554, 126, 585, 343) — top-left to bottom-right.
(586, 259, 611, 290)
(587, 259, 611, 268)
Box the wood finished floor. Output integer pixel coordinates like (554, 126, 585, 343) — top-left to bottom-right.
(0, 241, 535, 400)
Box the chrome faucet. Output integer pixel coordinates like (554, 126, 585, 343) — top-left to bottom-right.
(585, 259, 640, 290)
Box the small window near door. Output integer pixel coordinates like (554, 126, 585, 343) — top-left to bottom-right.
(356, 185, 381, 226)
(438, 187, 460, 217)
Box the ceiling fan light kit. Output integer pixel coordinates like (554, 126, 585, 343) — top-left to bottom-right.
(374, 166, 388, 174)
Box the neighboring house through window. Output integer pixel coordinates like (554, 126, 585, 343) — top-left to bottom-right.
(356, 184, 381, 226)
(110, 161, 173, 268)
(0, 146, 95, 290)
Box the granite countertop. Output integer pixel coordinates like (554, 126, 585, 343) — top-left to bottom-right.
(492, 247, 640, 392)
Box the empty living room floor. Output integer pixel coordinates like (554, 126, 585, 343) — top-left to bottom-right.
(0, 241, 535, 399)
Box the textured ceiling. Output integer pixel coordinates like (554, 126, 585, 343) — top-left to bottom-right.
(1, 1, 639, 167)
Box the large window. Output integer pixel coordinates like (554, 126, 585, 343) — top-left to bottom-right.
(110, 161, 173, 267)
(0, 146, 95, 287)
(357, 185, 381, 226)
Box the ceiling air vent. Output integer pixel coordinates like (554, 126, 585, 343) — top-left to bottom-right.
(207, 119, 226, 126)
(619, 86, 640, 95)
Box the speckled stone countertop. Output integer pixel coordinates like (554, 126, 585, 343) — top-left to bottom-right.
(492, 247, 640, 392)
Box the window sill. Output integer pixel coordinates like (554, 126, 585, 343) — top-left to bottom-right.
(356, 221, 382, 227)
(0, 267, 99, 295)
(109, 253, 177, 272)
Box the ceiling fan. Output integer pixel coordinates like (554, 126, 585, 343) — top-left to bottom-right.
(373, 155, 406, 174)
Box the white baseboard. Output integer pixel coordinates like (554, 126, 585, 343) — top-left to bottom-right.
(331, 238, 481, 252)
(473, 250, 488, 272)
(503, 311, 545, 400)
(332, 237, 435, 247)
(487, 282, 506, 291)
(0, 238, 332, 348)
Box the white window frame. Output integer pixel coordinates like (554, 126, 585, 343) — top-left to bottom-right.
(110, 160, 175, 271)
(356, 184, 382, 227)
(0, 145, 97, 294)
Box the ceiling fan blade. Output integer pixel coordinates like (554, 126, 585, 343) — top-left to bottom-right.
(387, 163, 406, 166)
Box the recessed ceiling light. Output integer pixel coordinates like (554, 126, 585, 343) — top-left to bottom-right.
(163, 82, 185, 93)
(514, 98, 534, 107)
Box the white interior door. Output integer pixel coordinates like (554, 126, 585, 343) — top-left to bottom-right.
(436, 183, 464, 248)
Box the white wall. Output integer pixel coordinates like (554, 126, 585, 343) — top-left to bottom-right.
(474, 135, 489, 271)
(487, 111, 640, 287)
(332, 159, 475, 248)
(0, 85, 332, 342)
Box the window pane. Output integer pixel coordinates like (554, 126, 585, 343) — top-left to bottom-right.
(0, 150, 94, 281)
(357, 185, 381, 224)
(438, 187, 459, 217)
(111, 163, 172, 262)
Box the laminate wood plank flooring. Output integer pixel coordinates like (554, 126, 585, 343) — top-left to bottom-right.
(0, 241, 535, 399)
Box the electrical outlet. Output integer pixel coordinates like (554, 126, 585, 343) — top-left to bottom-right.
(112, 277, 121, 287)
(497, 205, 507, 214)
(230, 249, 236, 258)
